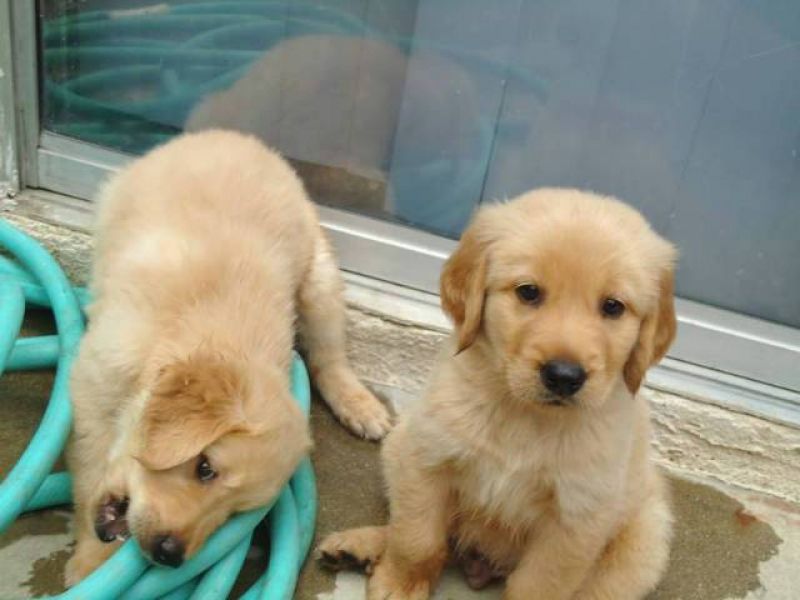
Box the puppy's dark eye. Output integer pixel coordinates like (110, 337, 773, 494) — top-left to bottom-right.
(196, 455, 217, 482)
(515, 284, 542, 305)
(601, 298, 625, 318)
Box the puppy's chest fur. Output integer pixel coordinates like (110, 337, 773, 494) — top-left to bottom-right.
(451, 431, 557, 530)
(436, 414, 629, 575)
(432, 403, 630, 537)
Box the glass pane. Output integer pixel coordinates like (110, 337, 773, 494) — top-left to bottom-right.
(479, 0, 800, 328)
(39, 1, 800, 328)
(39, 0, 509, 237)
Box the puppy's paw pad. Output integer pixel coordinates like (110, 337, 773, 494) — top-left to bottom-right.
(318, 548, 374, 573)
(94, 496, 130, 543)
(317, 532, 380, 574)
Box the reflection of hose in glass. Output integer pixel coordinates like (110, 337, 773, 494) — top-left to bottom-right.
(42, 1, 548, 154)
(0, 220, 317, 599)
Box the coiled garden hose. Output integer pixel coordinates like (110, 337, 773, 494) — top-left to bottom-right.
(0, 218, 317, 599)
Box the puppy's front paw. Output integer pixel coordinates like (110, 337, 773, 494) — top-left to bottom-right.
(368, 559, 431, 600)
(316, 365, 394, 440)
(317, 526, 387, 575)
(331, 384, 393, 441)
(318, 546, 374, 574)
(341, 391, 393, 441)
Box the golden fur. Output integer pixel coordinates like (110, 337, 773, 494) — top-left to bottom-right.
(65, 130, 391, 584)
(319, 188, 677, 600)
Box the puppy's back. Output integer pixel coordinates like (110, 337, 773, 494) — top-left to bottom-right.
(91, 131, 317, 300)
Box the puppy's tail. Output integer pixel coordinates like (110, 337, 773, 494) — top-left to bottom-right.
(316, 526, 388, 575)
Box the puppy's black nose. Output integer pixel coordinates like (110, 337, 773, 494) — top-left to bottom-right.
(540, 360, 587, 397)
(151, 534, 185, 568)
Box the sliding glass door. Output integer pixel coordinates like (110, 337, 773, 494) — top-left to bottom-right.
(5, 0, 798, 419)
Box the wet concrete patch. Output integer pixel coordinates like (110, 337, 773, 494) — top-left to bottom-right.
(651, 478, 782, 599)
(23, 548, 71, 597)
(0, 370, 59, 475)
(0, 510, 70, 549)
(0, 309, 62, 476)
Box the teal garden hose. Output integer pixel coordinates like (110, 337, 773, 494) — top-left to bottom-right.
(0, 218, 317, 599)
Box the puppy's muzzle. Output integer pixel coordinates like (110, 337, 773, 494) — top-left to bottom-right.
(151, 534, 185, 568)
(540, 360, 587, 399)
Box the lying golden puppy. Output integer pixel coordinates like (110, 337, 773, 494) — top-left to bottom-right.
(65, 130, 391, 584)
(319, 188, 676, 600)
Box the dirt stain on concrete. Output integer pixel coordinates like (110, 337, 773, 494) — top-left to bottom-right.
(23, 548, 70, 597)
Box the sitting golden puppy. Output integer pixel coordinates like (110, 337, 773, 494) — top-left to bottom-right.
(319, 188, 677, 600)
(65, 130, 391, 584)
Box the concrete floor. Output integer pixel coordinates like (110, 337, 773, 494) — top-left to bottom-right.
(1, 312, 799, 599)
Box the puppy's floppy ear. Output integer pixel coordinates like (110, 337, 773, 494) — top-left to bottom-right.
(440, 217, 489, 353)
(623, 266, 677, 393)
(135, 355, 251, 470)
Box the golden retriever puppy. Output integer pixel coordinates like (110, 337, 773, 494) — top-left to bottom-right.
(65, 130, 392, 585)
(318, 188, 677, 600)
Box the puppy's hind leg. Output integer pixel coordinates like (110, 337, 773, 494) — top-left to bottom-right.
(317, 526, 388, 574)
(297, 233, 392, 440)
(575, 491, 673, 600)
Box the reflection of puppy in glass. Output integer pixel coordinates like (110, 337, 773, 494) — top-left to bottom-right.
(319, 188, 677, 600)
(184, 34, 480, 202)
(65, 130, 391, 585)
